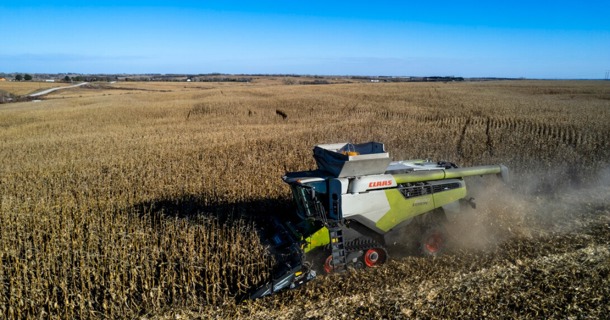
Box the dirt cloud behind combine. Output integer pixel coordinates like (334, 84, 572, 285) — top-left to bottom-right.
(446, 165, 610, 254)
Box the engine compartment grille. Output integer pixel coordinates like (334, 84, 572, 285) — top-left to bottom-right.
(398, 182, 462, 199)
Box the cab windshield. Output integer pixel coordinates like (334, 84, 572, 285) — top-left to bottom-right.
(290, 182, 327, 219)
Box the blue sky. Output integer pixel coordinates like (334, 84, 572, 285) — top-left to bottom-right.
(1, 1, 609, 78)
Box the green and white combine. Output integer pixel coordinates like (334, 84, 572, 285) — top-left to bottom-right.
(251, 142, 508, 299)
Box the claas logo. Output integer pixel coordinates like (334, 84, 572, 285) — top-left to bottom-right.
(368, 180, 393, 188)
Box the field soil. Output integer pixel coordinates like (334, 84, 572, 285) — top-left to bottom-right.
(0, 79, 608, 319)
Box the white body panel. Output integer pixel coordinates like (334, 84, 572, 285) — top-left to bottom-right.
(341, 191, 390, 223)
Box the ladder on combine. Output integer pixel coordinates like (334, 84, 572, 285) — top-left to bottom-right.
(313, 198, 346, 273)
(328, 224, 347, 272)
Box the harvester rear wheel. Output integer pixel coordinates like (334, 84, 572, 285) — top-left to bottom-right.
(418, 208, 448, 257)
(419, 226, 447, 256)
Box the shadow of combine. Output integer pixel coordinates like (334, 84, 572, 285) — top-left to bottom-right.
(129, 195, 296, 301)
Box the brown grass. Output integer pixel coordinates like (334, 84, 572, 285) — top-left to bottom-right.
(1, 79, 609, 318)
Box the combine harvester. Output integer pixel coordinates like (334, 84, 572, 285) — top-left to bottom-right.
(251, 142, 508, 298)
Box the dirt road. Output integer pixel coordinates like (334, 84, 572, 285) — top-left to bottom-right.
(29, 82, 88, 97)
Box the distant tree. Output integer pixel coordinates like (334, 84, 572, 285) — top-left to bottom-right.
(24, 74, 32, 81)
(15, 74, 23, 81)
(64, 76, 71, 82)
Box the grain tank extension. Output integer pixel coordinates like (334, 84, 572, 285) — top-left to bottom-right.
(251, 142, 508, 298)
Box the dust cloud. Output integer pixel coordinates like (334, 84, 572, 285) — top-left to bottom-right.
(444, 164, 610, 254)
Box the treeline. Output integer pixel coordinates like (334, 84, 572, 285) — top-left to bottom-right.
(1, 73, 475, 83)
(63, 75, 118, 82)
(349, 76, 465, 82)
(7, 74, 33, 81)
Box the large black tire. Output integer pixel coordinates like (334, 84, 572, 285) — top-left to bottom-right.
(384, 208, 449, 257)
(305, 247, 332, 275)
(417, 208, 448, 257)
(419, 225, 448, 256)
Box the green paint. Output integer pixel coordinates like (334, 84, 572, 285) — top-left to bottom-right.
(433, 187, 467, 208)
(376, 189, 434, 231)
(376, 187, 467, 232)
(303, 226, 329, 253)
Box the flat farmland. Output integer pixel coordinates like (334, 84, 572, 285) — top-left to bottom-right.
(1, 79, 609, 319)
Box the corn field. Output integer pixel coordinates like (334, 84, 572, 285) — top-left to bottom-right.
(1, 79, 609, 318)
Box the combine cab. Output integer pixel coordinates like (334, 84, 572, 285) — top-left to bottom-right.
(251, 142, 508, 298)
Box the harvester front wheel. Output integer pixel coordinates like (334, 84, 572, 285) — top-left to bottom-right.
(324, 255, 336, 273)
